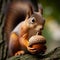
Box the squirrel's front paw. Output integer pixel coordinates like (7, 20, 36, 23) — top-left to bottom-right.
(15, 50, 25, 56)
(27, 46, 38, 54)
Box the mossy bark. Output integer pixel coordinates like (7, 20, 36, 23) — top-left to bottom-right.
(7, 47, 60, 60)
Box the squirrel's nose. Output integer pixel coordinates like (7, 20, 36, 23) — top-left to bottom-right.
(39, 26, 43, 31)
(35, 25, 44, 35)
(35, 25, 43, 31)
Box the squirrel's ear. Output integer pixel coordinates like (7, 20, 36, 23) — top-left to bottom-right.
(25, 10, 33, 20)
(25, 14, 29, 19)
(38, 4, 43, 15)
(26, 6, 33, 19)
(28, 6, 33, 18)
(28, 4, 34, 18)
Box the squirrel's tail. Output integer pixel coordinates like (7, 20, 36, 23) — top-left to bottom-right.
(3, 0, 38, 42)
(4, 5, 26, 42)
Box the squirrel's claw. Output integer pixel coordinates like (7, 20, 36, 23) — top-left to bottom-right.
(15, 50, 25, 56)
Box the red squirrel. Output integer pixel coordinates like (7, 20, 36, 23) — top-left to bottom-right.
(4, 1, 46, 57)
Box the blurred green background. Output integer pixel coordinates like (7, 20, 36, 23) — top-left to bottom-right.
(0, 0, 60, 54)
(39, 0, 60, 53)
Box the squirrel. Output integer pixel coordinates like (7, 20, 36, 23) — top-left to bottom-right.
(3, 1, 46, 57)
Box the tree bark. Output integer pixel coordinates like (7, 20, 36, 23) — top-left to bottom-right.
(7, 47, 60, 60)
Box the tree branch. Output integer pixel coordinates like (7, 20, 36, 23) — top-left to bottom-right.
(7, 47, 60, 60)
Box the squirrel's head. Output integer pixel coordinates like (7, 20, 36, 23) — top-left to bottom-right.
(25, 7, 45, 36)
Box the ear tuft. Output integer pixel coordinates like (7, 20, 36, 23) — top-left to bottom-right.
(26, 3, 34, 19)
(38, 4, 43, 15)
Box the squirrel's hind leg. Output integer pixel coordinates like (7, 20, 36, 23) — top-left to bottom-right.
(8, 32, 20, 57)
(15, 50, 25, 56)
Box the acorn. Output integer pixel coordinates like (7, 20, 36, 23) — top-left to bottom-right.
(28, 35, 47, 54)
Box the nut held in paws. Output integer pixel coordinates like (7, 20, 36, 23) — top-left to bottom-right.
(28, 35, 47, 54)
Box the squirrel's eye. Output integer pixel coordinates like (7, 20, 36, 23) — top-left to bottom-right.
(29, 17, 36, 24)
(32, 19, 35, 23)
(30, 17, 36, 24)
